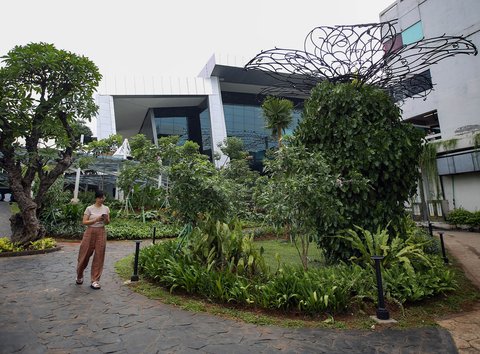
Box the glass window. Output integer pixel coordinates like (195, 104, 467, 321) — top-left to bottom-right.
(222, 103, 302, 161)
(391, 69, 432, 102)
(155, 116, 188, 144)
(402, 21, 423, 45)
(383, 34, 403, 53)
(200, 108, 212, 158)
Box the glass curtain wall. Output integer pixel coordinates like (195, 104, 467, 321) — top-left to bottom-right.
(155, 116, 189, 144)
(152, 102, 212, 159)
(222, 96, 302, 170)
(139, 109, 154, 141)
(199, 108, 212, 159)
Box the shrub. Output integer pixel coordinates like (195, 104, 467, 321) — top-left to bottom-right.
(138, 236, 456, 314)
(383, 258, 456, 303)
(406, 226, 441, 255)
(341, 225, 433, 275)
(183, 217, 267, 276)
(41, 197, 86, 238)
(0, 237, 57, 252)
(468, 211, 480, 227)
(0, 237, 22, 252)
(446, 208, 472, 226)
(30, 237, 57, 250)
(45, 222, 85, 239)
(106, 219, 180, 240)
(340, 225, 456, 304)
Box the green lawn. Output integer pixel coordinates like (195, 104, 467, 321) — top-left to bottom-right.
(255, 239, 325, 271)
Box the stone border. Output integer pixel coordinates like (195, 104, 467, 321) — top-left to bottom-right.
(0, 246, 62, 258)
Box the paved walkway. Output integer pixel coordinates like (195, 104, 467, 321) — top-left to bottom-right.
(2, 204, 480, 352)
(441, 231, 480, 289)
(436, 231, 480, 354)
(0, 241, 458, 354)
(0, 201, 12, 238)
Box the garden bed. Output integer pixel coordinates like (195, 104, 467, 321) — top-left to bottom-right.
(0, 246, 62, 257)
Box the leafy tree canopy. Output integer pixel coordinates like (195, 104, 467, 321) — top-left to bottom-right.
(218, 136, 248, 161)
(261, 96, 294, 147)
(257, 142, 343, 269)
(169, 141, 232, 225)
(0, 42, 101, 244)
(85, 134, 122, 156)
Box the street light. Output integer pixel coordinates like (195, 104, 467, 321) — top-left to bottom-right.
(131, 240, 142, 281)
(371, 255, 390, 320)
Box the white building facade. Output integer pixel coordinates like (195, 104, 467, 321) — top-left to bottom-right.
(381, 0, 480, 214)
(95, 54, 303, 171)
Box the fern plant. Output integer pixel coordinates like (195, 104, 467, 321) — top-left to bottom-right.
(341, 225, 432, 275)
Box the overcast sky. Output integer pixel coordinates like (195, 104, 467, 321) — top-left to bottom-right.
(1, 0, 394, 79)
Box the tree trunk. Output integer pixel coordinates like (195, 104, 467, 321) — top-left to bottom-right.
(5, 161, 45, 245)
(277, 127, 283, 148)
(10, 211, 45, 245)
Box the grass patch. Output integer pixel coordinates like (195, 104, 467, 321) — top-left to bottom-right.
(255, 239, 325, 271)
(115, 247, 479, 330)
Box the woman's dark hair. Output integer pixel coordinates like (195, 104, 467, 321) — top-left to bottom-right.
(95, 190, 105, 199)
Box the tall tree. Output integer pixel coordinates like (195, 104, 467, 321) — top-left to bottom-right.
(0, 43, 101, 244)
(295, 81, 423, 263)
(261, 96, 294, 148)
(258, 143, 343, 270)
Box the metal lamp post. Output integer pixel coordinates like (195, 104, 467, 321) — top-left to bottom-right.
(131, 240, 142, 282)
(438, 232, 449, 264)
(371, 255, 390, 320)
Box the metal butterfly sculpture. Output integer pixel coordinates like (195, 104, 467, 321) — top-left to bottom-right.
(245, 21, 477, 101)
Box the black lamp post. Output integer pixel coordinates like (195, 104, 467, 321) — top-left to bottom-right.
(131, 240, 142, 282)
(438, 232, 449, 264)
(152, 226, 156, 244)
(371, 255, 390, 320)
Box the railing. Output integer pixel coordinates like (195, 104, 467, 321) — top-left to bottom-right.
(410, 200, 447, 221)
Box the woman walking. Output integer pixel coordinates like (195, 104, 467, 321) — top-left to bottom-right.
(76, 190, 110, 289)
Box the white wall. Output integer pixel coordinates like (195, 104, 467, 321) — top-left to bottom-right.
(381, 0, 480, 213)
(207, 77, 228, 167)
(381, 0, 480, 139)
(95, 95, 116, 140)
(442, 173, 480, 212)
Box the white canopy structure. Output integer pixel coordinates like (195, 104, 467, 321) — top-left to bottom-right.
(112, 139, 131, 160)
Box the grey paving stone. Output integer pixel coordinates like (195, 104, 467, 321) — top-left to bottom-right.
(0, 241, 459, 354)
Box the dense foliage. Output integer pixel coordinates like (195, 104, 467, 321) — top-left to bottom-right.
(138, 227, 455, 314)
(446, 208, 480, 228)
(257, 143, 348, 269)
(261, 96, 294, 147)
(218, 137, 260, 220)
(106, 219, 179, 240)
(39, 178, 85, 237)
(294, 81, 424, 262)
(116, 134, 165, 211)
(169, 141, 233, 224)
